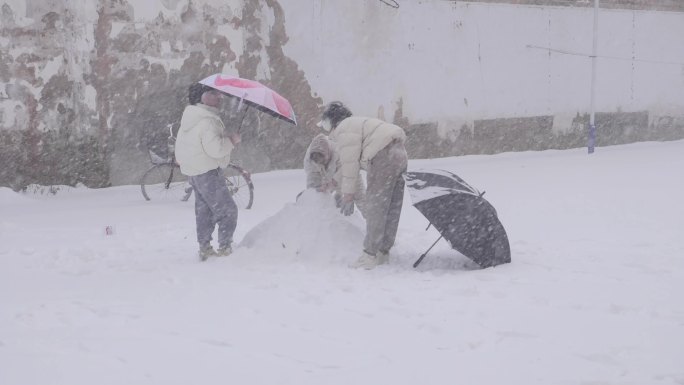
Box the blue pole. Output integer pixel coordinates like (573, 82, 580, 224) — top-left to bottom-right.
(588, 0, 599, 154)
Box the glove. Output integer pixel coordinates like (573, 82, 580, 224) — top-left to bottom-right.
(340, 200, 355, 216)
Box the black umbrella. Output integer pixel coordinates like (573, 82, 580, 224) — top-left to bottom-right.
(404, 169, 511, 268)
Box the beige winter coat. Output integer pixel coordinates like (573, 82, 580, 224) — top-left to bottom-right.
(175, 104, 234, 176)
(330, 117, 406, 195)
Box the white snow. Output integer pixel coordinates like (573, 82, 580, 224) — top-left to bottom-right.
(405, 168, 480, 204)
(1, 140, 683, 384)
(240, 189, 365, 266)
(404, 184, 462, 205)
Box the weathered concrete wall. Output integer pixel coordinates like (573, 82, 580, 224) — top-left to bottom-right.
(1, 0, 321, 189)
(464, 109, 682, 156)
(1, 0, 683, 189)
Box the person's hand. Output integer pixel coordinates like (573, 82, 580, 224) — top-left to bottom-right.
(340, 193, 354, 216)
(228, 132, 241, 145)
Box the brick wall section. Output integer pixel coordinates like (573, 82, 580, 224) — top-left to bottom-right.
(453, 0, 684, 12)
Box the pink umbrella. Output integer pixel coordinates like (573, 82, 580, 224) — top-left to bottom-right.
(198, 74, 297, 126)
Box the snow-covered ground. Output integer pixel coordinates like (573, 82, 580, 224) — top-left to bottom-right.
(1, 140, 683, 385)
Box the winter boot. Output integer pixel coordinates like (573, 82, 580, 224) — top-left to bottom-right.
(349, 250, 380, 270)
(216, 245, 232, 257)
(199, 245, 217, 261)
(376, 250, 390, 265)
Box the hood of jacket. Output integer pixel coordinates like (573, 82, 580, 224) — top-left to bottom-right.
(308, 133, 332, 165)
(179, 104, 221, 132)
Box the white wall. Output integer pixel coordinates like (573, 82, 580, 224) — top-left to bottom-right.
(278, 0, 684, 131)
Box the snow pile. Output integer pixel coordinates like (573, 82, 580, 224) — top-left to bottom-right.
(0, 187, 26, 204)
(238, 189, 365, 265)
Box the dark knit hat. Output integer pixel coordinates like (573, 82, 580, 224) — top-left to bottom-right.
(320, 101, 352, 129)
(188, 83, 214, 105)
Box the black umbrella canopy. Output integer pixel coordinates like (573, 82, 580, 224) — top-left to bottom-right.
(405, 170, 511, 268)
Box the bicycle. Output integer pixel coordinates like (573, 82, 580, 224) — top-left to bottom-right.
(140, 125, 254, 209)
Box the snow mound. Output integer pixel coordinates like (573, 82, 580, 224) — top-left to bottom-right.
(239, 189, 365, 265)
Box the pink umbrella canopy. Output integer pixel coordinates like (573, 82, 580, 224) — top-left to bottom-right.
(198, 74, 297, 125)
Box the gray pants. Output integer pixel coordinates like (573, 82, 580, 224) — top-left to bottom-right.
(189, 168, 238, 249)
(363, 140, 408, 255)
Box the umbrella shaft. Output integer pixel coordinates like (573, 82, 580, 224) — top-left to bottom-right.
(238, 104, 250, 134)
(426, 235, 443, 253)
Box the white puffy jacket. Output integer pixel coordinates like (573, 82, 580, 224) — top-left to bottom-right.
(175, 104, 234, 176)
(330, 116, 406, 195)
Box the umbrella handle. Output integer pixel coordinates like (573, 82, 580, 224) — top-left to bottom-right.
(413, 235, 443, 268)
(413, 253, 428, 268)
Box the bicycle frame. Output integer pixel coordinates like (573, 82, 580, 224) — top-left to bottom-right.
(142, 123, 254, 208)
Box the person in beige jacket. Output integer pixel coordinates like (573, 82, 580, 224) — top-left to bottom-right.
(318, 101, 408, 269)
(175, 83, 241, 261)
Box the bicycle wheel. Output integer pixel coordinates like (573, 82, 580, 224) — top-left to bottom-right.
(223, 164, 254, 209)
(141, 163, 192, 202)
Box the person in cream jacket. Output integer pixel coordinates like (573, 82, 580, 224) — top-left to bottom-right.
(318, 101, 408, 269)
(175, 83, 241, 261)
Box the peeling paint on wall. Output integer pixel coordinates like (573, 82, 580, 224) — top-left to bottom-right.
(1, 0, 324, 188)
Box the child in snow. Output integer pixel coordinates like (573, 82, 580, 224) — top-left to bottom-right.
(303, 133, 365, 214)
